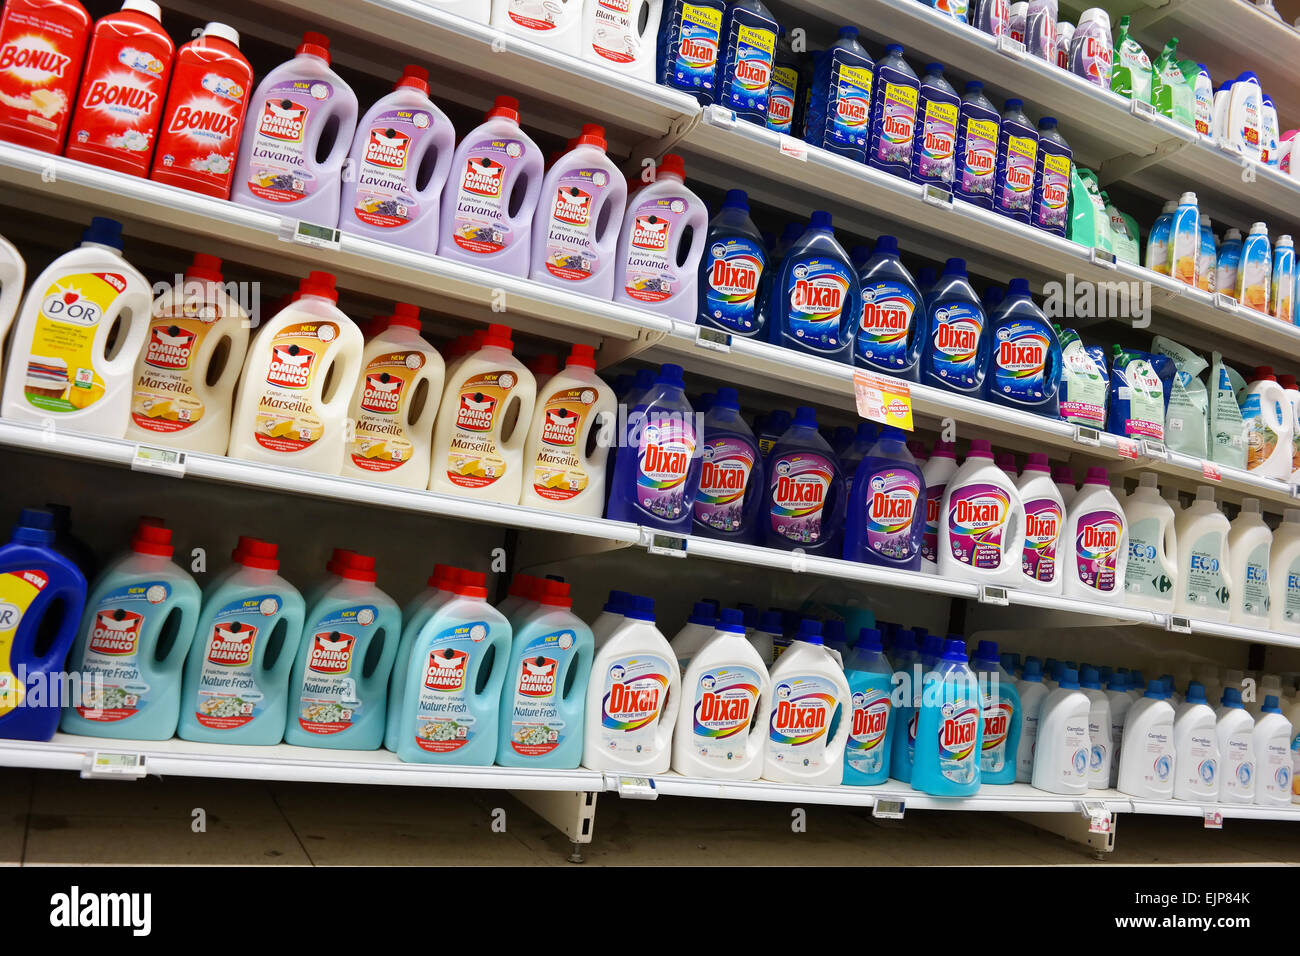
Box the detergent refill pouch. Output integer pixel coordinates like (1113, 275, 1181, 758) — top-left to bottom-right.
(1057, 326, 1107, 428)
(1209, 352, 1249, 469)
(1107, 345, 1165, 441)
(1077, 168, 1113, 256)
(1111, 16, 1152, 105)
(1151, 39, 1194, 128)
(1152, 336, 1208, 458)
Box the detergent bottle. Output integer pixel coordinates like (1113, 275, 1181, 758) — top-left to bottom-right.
(765, 26, 801, 135)
(1197, 216, 1217, 293)
(581, 0, 662, 80)
(1253, 696, 1293, 806)
(1079, 666, 1113, 788)
(1118, 680, 1176, 798)
(974, 640, 1022, 784)
(394, 570, 510, 765)
(887, 629, 919, 781)
(303, 547, 359, 613)
(972, 0, 1009, 36)
(1105, 672, 1132, 786)
(668, 601, 717, 671)
(2, 217, 150, 438)
(954, 81, 999, 209)
(438, 96, 543, 278)
(693, 386, 762, 542)
(1069, 8, 1111, 88)
(983, 278, 1060, 416)
(1063, 467, 1127, 602)
(1174, 486, 1231, 622)
(1225, 72, 1264, 163)
(1172, 681, 1220, 802)
(0, 234, 22, 385)
(0, 509, 86, 741)
(384, 565, 459, 751)
(768, 210, 858, 363)
(60, 519, 199, 740)
(1270, 510, 1300, 635)
(758, 620, 851, 785)
(227, 271, 363, 474)
(697, 189, 767, 338)
(656, 0, 726, 105)
(854, 235, 923, 378)
(1145, 201, 1177, 276)
(803, 26, 873, 161)
(1216, 228, 1243, 297)
(125, 253, 250, 455)
(919, 258, 989, 396)
(1262, 93, 1281, 166)
(1236, 223, 1272, 314)
(939, 440, 1026, 588)
(993, 98, 1039, 224)
(912, 62, 959, 188)
(231, 32, 357, 224)
(530, 124, 627, 298)
(842, 627, 894, 786)
(1015, 453, 1065, 594)
(838, 421, 877, 499)
(429, 323, 536, 503)
(1055, 21, 1073, 69)
(867, 44, 919, 179)
(1227, 498, 1272, 627)
(1216, 685, 1256, 803)
(177, 538, 306, 745)
(614, 153, 708, 320)
(1023, 0, 1056, 61)
(843, 426, 924, 570)
(284, 552, 399, 750)
(1165, 192, 1200, 287)
(761, 406, 846, 556)
(1190, 63, 1213, 139)
(921, 440, 958, 573)
(1107, 345, 1165, 442)
(671, 607, 770, 779)
(716, 0, 779, 126)
(0, 0, 90, 153)
(1031, 666, 1090, 794)
(583, 595, 680, 773)
(1150, 38, 1192, 126)
(1124, 472, 1177, 612)
(1243, 367, 1292, 479)
(1272, 235, 1295, 324)
(1032, 118, 1072, 236)
(913, 637, 984, 796)
(1111, 15, 1152, 104)
(1053, 464, 1077, 507)
(1013, 658, 1048, 782)
(339, 66, 454, 253)
(520, 343, 615, 516)
(492, 0, 582, 52)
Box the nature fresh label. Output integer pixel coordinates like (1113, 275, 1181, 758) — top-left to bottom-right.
(73, 581, 172, 722)
(296, 604, 379, 735)
(413, 619, 491, 752)
(194, 594, 282, 729)
(507, 627, 581, 756)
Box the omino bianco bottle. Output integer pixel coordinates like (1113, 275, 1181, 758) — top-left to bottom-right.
(385, 565, 461, 752)
(1063, 467, 1128, 602)
(1174, 486, 1232, 623)
(758, 620, 851, 786)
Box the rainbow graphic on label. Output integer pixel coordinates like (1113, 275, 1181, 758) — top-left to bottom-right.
(691, 674, 761, 739)
(768, 687, 835, 746)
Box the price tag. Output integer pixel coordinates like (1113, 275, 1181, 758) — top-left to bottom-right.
(289, 219, 341, 251)
(1203, 809, 1224, 829)
(1130, 98, 1157, 120)
(614, 775, 658, 800)
(979, 585, 1009, 606)
(1141, 439, 1168, 460)
(131, 444, 186, 477)
(1214, 293, 1239, 312)
(778, 135, 808, 161)
(1202, 460, 1222, 481)
(82, 751, 147, 779)
(853, 371, 913, 430)
(1090, 247, 1118, 269)
(1291, 483, 1300, 501)
(643, 530, 688, 558)
(921, 184, 953, 207)
(1166, 615, 1192, 634)
(1116, 438, 1139, 460)
(872, 798, 905, 820)
(1081, 800, 1111, 833)
(996, 35, 1025, 58)
(1073, 425, 1102, 447)
(695, 326, 731, 353)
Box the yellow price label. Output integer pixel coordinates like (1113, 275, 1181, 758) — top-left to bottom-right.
(853, 371, 913, 431)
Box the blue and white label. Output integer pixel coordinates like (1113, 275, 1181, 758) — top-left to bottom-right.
(296, 604, 378, 735)
(856, 279, 917, 370)
(928, 303, 984, 385)
(992, 319, 1051, 400)
(194, 594, 282, 730)
(785, 257, 853, 350)
(704, 237, 765, 333)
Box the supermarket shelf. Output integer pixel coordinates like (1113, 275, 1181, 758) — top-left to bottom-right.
(1128, 797, 1300, 822)
(1180, 616, 1300, 651)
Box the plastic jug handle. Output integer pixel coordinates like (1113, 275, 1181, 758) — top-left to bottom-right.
(158, 601, 200, 672)
(358, 618, 400, 699)
(99, 292, 152, 374)
(653, 661, 682, 756)
(27, 582, 85, 675)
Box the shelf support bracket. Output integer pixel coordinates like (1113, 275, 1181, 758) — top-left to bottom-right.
(511, 790, 599, 862)
(595, 326, 669, 369)
(1006, 807, 1118, 859)
(622, 110, 704, 180)
(1098, 136, 1193, 187)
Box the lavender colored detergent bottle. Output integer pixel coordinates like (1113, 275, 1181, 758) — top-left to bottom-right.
(994, 97, 1039, 223)
(867, 44, 919, 179)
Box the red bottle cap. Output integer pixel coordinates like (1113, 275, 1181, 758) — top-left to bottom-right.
(388, 302, 421, 330)
(396, 64, 429, 94)
(458, 571, 489, 599)
(657, 153, 686, 180)
(566, 343, 597, 369)
(185, 253, 223, 284)
(486, 95, 520, 124)
(528, 354, 559, 377)
(482, 324, 513, 350)
(238, 538, 279, 571)
(539, 579, 572, 608)
(131, 522, 173, 557)
(298, 31, 331, 63)
(1253, 366, 1277, 382)
(299, 271, 338, 302)
(339, 551, 376, 582)
(426, 563, 457, 588)
(575, 124, 607, 150)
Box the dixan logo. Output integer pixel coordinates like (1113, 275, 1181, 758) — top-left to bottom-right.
(88, 609, 144, 656)
(517, 656, 558, 698)
(709, 252, 760, 297)
(1081, 522, 1119, 551)
(836, 92, 868, 126)
(424, 648, 469, 692)
(82, 79, 158, 114)
(941, 707, 979, 752)
(677, 34, 718, 70)
(144, 324, 197, 369)
(631, 214, 670, 251)
(774, 472, 826, 509)
(551, 186, 592, 227)
(641, 440, 690, 481)
(882, 109, 914, 140)
(608, 679, 659, 719)
(734, 54, 771, 89)
(461, 157, 505, 197)
(997, 334, 1046, 373)
(790, 275, 845, 314)
(258, 98, 307, 141)
(700, 457, 749, 494)
(869, 488, 915, 523)
(360, 371, 404, 414)
(1006, 159, 1035, 191)
(0, 40, 72, 79)
(541, 407, 579, 446)
(207, 622, 256, 666)
(455, 391, 497, 431)
(860, 297, 911, 333)
(934, 317, 979, 353)
(1025, 510, 1059, 541)
(773, 697, 826, 734)
(851, 696, 889, 739)
(364, 126, 411, 169)
(953, 495, 1005, 530)
(266, 343, 315, 389)
(307, 631, 354, 674)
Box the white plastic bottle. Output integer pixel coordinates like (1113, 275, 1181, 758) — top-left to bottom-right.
(583, 595, 681, 774)
(1254, 696, 1294, 806)
(938, 439, 1027, 589)
(1216, 686, 1256, 804)
(429, 324, 537, 503)
(1225, 72, 1265, 164)
(1117, 680, 1177, 800)
(1243, 367, 1293, 480)
(341, 303, 445, 487)
(1124, 472, 1177, 612)
(125, 254, 250, 455)
(1062, 467, 1128, 602)
(1269, 509, 1300, 635)
(1053, 464, 1076, 507)
(1174, 486, 1232, 623)
(591, 589, 631, 649)
(757, 620, 852, 786)
(0, 233, 24, 384)
(1172, 682, 1220, 802)
(1015, 658, 1049, 783)
(671, 608, 771, 780)
(581, 0, 662, 82)
(1280, 374, 1300, 483)
(1227, 498, 1272, 628)
(1031, 667, 1092, 795)
(493, 0, 584, 55)
(3, 217, 150, 438)
(920, 440, 958, 575)
(1107, 672, 1133, 787)
(227, 271, 363, 475)
(1015, 453, 1065, 595)
(519, 343, 616, 515)
(668, 601, 718, 672)
(1079, 667, 1113, 789)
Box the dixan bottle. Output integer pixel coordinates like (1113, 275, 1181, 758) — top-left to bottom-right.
(767, 210, 859, 364)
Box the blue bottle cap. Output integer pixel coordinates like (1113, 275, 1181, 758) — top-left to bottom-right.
(943, 257, 967, 275)
(874, 234, 899, 255)
(656, 363, 685, 387)
(975, 640, 999, 661)
(921, 634, 942, 658)
(1081, 667, 1101, 689)
(809, 210, 833, 230)
(1107, 673, 1126, 692)
(689, 601, 716, 626)
(885, 43, 904, 55)
(13, 508, 55, 546)
(999, 652, 1017, 672)
(1263, 695, 1281, 713)
(633, 368, 655, 391)
(758, 610, 783, 634)
(857, 421, 878, 442)
(1005, 98, 1024, 110)
(602, 589, 630, 613)
(625, 595, 656, 622)
(765, 409, 792, 433)
(1144, 679, 1164, 699)
(1221, 686, 1243, 707)
(718, 608, 745, 633)
(1060, 668, 1080, 689)
(797, 618, 823, 645)
(1021, 659, 1043, 681)
(701, 597, 720, 613)
(941, 638, 967, 660)
(893, 628, 916, 653)
(916, 266, 937, 285)
(793, 405, 818, 428)
(857, 628, 883, 651)
(1131, 670, 1145, 686)
(964, 80, 984, 92)
(779, 221, 803, 242)
(913, 625, 929, 639)
(722, 189, 749, 210)
(1039, 117, 1058, 129)
(1185, 681, 1207, 704)
(1007, 277, 1032, 297)
(1099, 665, 1113, 681)
(876, 425, 905, 443)
(712, 386, 740, 411)
(697, 392, 715, 412)
(82, 216, 124, 250)
(839, 25, 858, 38)
(741, 604, 759, 629)
(924, 62, 944, 74)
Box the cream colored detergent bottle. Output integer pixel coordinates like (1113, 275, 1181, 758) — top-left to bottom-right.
(1269, 509, 1300, 635)
(2, 217, 150, 438)
(125, 253, 249, 455)
(1243, 366, 1292, 479)
(227, 271, 363, 474)
(341, 303, 445, 488)
(519, 343, 615, 515)
(581, 0, 663, 82)
(429, 323, 536, 503)
(1174, 486, 1232, 623)
(0, 233, 23, 383)
(1124, 472, 1177, 612)
(493, 0, 584, 54)
(1227, 498, 1272, 628)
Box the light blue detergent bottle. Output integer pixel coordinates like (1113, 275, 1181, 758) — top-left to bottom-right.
(761, 406, 847, 556)
(854, 235, 924, 379)
(0, 509, 86, 742)
(912, 62, 960, 188)
(1032, 118, 1073, 236)
(607, 363, 703, 535)
(396, 570, 510, 765)
(888, 628, 920, 782)
(284, 552, 400, 750)
(954, 81, 1000, 209)
(919, 257, 989, 396)
(61, 519, 200, 741)
(994, 98, 1040, 223)
(972, 640, 1021, 784)
(698, 189, 768, 338)
(843, 426, 925, 570)
(496, 579, 593, 768)
(178, 538, 306, 745)
(912, 637, 984, 796)
(867, 45, 920, 178)
(768, 210, 860, 363)
(657, 0, 727, 105)
(843, 627, 895, 786)
(803, 26, 874, 161)
(386, 565, 459, 751)
(693, 386, 764, 543)
(717, 0, 780, 125)
(983, 277, 1061, 416)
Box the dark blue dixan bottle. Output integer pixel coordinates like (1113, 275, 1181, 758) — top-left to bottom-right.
(698, 189, 767, 338)
(867, 45, 920, 178)
(918, 257, 989, 396)
(768, 210, 859, 364)
(854, 235, 923, 380)
(657, 0, 728, 105)
(804, 26, 874, 161)
(717, 0, 780, 125)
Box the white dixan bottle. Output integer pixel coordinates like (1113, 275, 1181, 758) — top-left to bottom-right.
(1015, 659, 1049, 783)
(1253, 695, 1294, 806)
(591, 589, 631, 649)
(341, 304, 445, 488)
(1079, 668, 1113, 789)
(671, 608, 771, 781)
(1228, 498, 1272, 628)
(2, 217, 151, 438)
(757, 622, 852, 786)
(227, 272, 363, 474)
(668, 601, 718, 672)
(1172, 682, 1221, 802)
(519, 344, 616, 516)
(1174, 486, 1232, 623)
(580, 0, 663, 82)
(1269, 510, 1300, 635)
(1031, 667, 1092, 795)
(1062, 467, 1129, 602)
(1117, 681, 1177, 800)
(429, 324, 537, 503)
(583, 596, 681, 774)
(1215, 686, 1256, 804)
(1124, 472, 1178, 612)
(921, 441, 959, 575)
(0, 232, 25, 385)
(493, 0, 584, 55)
(938, 440, 1027, 589)
(1015, 453, 1065, 595)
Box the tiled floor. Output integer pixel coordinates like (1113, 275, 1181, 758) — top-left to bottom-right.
(3, 768, 1298, 866)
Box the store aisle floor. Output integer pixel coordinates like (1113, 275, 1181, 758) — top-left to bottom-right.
(2, 769, 1297, 866)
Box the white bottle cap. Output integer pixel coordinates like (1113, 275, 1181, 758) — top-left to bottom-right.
(1195, 485, 1216, 502)
(1179, 191, 1198, 205)
(1163, 200, 1178, 213)
(1241, 497, 1260, 514)
(1199, 214, 1211, 226)
(203, 22, 240, 47)
(1251, 222, 1268, 233)
(1279, 235, 1293, 244)
(1077, 8, 1110, 30)
(1138, 471, 1159, 489)
(1226, 228, 1242, 240)
(121, 0, 162, 21)
(1224, 668, 1244, 685)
